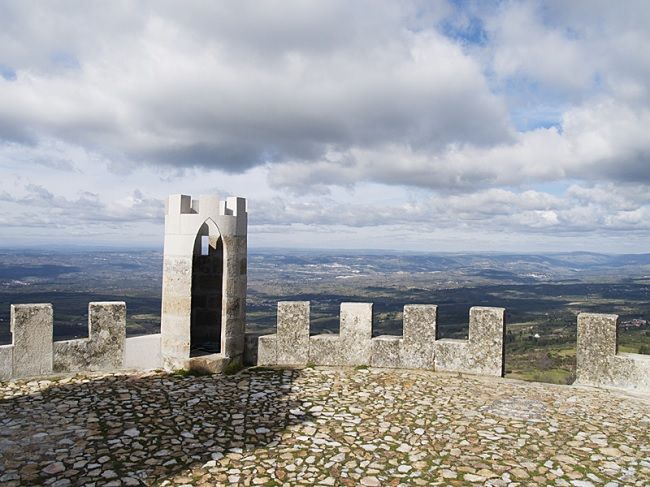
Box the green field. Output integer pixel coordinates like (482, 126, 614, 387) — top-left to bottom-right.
(505, 325, 650, 384)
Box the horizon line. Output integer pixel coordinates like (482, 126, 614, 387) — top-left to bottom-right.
(1, 244, 649, 257)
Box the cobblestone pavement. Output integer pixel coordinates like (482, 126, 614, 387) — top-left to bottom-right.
(0, 367, 649, 486)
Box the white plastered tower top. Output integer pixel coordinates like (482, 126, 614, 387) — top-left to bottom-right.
(164, 194, 247, 244)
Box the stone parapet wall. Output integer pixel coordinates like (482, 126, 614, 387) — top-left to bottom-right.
(309, 303, 373, 367)
(4, 303, 649, 395)
(124, 334, 162, 370)
(53, 302, 126, 373)
(0, 302, 162, 380)
(435, 307, 506, 377)
(575, 312, 650, 393)
(257, 301, 506, 377)
(11, 303, 53, 378)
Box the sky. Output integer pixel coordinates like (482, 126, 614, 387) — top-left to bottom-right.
(1, 1, 650, 252)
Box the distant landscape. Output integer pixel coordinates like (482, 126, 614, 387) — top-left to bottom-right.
(1, 248, 649, 385)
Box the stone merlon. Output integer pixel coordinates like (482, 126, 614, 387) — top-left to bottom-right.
(575, 312, 650, 393)
(257, 301, 506, 377)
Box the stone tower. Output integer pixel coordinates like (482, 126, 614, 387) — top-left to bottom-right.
(160, 194, 247, 371)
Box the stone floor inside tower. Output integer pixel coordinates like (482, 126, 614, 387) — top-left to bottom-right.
(0, 367, 648, 486)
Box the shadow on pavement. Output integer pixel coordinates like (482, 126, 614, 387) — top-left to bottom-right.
(0, 367, 310, 486)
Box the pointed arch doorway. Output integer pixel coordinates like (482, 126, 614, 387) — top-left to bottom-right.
(190, 219, 223, 356)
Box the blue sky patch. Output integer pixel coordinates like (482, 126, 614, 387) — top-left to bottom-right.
(0, 64, 16, 81)
(440, 1, 489, 47)
(49, 50, 81, 70)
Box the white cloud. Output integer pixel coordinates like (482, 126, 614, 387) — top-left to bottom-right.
(0, 1, 510, 173)
(485, 2, 595, 94)
(251, 183, 650, 235)
(269, 98, 650, 191)
(1, 1, 650, 251)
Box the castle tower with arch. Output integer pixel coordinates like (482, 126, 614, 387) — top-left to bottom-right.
(160, 194, 247, 371)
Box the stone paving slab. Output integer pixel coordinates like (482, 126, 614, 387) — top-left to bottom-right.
(0, 367, 648, 486)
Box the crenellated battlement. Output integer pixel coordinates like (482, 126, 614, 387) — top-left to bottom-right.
(165, 194, 248, 240)
(3, 300, 648, 395)
(0, 302, 162, 381)
(255, 302, 506, 377)
(165, 194, 247, 217)
(1, 193, 649, 396)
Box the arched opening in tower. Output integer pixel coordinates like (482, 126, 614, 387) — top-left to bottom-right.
(190, 223, 223, 356)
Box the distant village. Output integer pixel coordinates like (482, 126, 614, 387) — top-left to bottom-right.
(621, 318, 647, 330)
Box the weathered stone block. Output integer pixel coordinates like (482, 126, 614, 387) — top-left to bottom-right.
(225, 266, 247, 296)
(276, 301, 310, 366)
(576, 313, 618, 385)
(160, 328, 190, 362)
(434, 339, 469, 373)
(188, 353, 229, 374)
(257, 334, 277, 366)
(608, 353, 650, 392)
(89, 302, 126, 368)
(161, 256, 193, 295)
(0, 345, 12, 381)
(225, 297, 243, 319)
(52, 338, 90, 373)
(163, 355, 190, 371)
(576, 313, 650, 392)
(309, 334, 342, 366)
(53, 302, 126, 373)
(339, 302, 373, 366)
(371, 336, 402, 368)
(468, 306, 505, 376)
(401, 305, 437, 369)
(11, 304, 53, 378)
(434, 307, 505, 377)
(307, 303, 373, 367)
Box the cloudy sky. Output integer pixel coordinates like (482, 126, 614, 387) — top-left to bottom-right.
(1, 1, 650, 252)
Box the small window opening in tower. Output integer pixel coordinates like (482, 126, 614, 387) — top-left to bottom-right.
(201, 235, 209, 256)
(190, 224, 223, 356)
